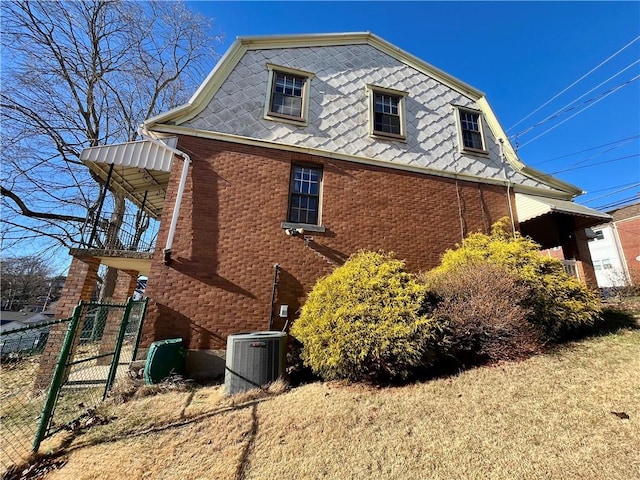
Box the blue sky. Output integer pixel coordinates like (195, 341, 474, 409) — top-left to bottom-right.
(188, 1, 640, 211)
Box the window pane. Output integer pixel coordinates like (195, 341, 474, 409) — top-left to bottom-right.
(289, 166, 321, 225)
(373, 92, 401, 135)
(460, 111, 484, 150)
(271, 72, 306, 119)
(375, 112, 401, 135)
(463, 130, 483, 149)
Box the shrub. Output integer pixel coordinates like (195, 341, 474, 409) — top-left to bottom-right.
(426, 218, 601, 341)
(425, 261, 541, 366)
(290, 251, 437, 382)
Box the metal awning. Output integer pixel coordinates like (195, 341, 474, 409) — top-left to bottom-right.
(515, 193, 611, 225)
(81, 140, 176, 219)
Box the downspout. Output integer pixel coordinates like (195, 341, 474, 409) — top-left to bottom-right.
(137, 126, 191, 265)
(499, 138, 517, 235)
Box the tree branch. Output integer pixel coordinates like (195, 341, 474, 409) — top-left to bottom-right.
(1, 185, 87, 223)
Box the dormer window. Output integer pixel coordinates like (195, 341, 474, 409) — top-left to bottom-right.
(366, 85, 407, 140)
(264, 64, 314, 125)
(455, 106, 488, 154)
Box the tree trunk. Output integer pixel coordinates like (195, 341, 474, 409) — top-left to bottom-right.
(100, 192, 125, 301)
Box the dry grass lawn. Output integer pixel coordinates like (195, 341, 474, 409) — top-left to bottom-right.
(28, 329, 640, 479)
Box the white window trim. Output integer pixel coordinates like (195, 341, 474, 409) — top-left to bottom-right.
(365, 84, 408, 141)
(453, 105, 489, 155)
(264, 63, 315, 126)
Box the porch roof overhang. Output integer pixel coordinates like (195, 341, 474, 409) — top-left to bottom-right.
(80, 140, 175, 219)
(515, 193, 612, 229)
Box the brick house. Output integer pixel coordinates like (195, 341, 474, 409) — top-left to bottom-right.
(60, 33, 610, 376)
(586, 202, 640, 288)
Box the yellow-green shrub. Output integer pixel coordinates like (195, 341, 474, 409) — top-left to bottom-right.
(290, 251, 437, 381)
(425, 219, 601, 341)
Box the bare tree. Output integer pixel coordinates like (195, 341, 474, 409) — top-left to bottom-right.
(1, 256, 52, 311)
(1, 0, 220, 297)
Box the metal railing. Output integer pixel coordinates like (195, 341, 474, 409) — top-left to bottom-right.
(78, 212, 159, 252)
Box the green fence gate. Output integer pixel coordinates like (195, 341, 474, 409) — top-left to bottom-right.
(0, 297, 148, 471)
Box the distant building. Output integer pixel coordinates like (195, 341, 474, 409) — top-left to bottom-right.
(587, 201, 640, 288)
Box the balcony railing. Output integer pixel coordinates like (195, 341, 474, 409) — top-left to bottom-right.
(77, 212, 159, 253)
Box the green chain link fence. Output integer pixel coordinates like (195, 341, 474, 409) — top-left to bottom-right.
(0, 297, 148, 473)
(1, 317, 67, 470)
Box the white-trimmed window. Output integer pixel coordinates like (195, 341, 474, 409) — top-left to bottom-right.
(455, 106, 487, 154)
(288, 165, 322, 225)
(264, 64, 314, 125)
(592, 230, 605, 241)
(366, 85, 407, 140)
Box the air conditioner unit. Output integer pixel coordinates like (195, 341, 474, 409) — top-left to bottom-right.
(224, 331, 287, 395)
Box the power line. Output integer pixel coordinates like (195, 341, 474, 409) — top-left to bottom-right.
(530, 135, 640, 166)
(506, 36, 640, 133)
(552, 135, 639, 170)
(511, 60, 640, 140)
(581, 183, 640, 204)
(582, 181, 640, 195)
(517, 75, 640, 149)
(593, 194, 640, 211)
(550, 153, 639, 174)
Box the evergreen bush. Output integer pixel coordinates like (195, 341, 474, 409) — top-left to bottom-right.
(290, 251, 437, 381)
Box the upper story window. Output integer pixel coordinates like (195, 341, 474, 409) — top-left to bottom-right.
(454, 106, 488, 154)
(288, 165, 322, 225)
(366, 85, 407, 140)
(590, 229, 605, 241)
(264, 64, 314, 125)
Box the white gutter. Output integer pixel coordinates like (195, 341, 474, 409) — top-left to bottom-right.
(137, 126, 191, 264)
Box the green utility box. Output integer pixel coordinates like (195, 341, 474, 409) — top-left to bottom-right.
(144, 338, 185, 385)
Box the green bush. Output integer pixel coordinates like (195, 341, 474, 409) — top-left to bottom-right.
(290, 251, 438, 381)
(424, 261, 542, 366)
(425, 219, 601, 341)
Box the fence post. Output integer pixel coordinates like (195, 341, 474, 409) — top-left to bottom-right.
(102, 297, 135, 400)
(130, 297, 149, 363)
(32, 303, 83, 452)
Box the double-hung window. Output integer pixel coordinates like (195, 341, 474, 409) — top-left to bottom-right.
(455, 106, 488, 154)
(265, 64, 314, 125)
(288, 165, 322, 225)
(366, 85, 407, 140)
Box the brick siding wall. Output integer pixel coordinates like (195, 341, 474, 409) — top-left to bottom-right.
(615, 216, 640, 285)
(141, 137, 515, 350)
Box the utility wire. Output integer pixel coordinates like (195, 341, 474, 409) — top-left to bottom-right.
(569, 136, 640, 172)
(593, 194, 639, 211)
(581, 183, 640, 204)
(531, 135, 640, 166)
(511, 60, 640, 140)
(518, 75, 640, 149)
(551, 135, 639, 170)
(582, 181, 640, 195)
(550, 153, 639, 174)
(506, 35, 640, 133)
